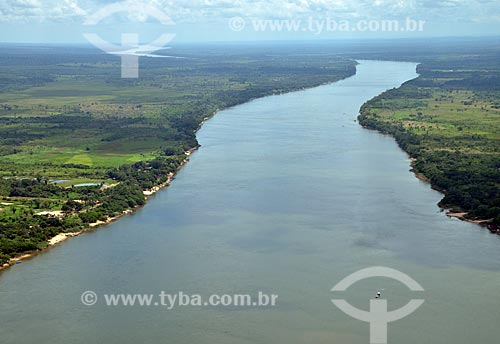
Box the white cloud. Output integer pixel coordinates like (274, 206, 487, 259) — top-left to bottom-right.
(1, 0, 499, 24)
(0, 0, 86, 22)
(11, 0, 42, 7)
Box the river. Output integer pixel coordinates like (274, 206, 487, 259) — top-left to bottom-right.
(1, 60, 499, 344)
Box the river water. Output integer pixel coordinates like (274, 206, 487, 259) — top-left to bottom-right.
(1, 60, 499, 344)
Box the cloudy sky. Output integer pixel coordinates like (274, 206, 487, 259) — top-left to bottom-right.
(1, 0, 499, 43)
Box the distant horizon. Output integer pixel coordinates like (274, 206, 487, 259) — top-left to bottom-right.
(2, 0, 500, 44)
(1, 34, 500, 46)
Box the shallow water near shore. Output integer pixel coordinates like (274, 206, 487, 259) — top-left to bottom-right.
(1, 60, 500, 344)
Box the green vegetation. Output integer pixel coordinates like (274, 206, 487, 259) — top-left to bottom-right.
(3, 39, 500, 265)
(0, 44, 356, 265)
(359, 53, 500, 227)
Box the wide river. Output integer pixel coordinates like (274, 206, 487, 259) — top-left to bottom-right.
(1, 61, 500, 344)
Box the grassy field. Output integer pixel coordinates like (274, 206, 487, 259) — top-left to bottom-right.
(360, 54, 500, 226)
(0, 44, 356, 265)
(366, 89, 500, 147)
(0, 45, 356, 175)
(2, 39, 500, 264)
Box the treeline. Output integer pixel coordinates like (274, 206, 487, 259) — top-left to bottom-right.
(108, 155, 186, 190)
(0, 210, 83, 264)
(76, 183, 145, 224)
(359, 56, 500, 225)
(0, 154, 187, 264)
(359, 110, 500, 223)
(0, 45, 358, 265)
(0, 182, 146, 264)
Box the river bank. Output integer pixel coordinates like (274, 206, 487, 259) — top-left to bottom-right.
(407, 158, 499, 233)
(359, 107, 498, 234)
(360, 125, 500, 234)
(0, 145, 200, 272)
(357, 58, 500, 233)
(5, 60, 500, 344)
(1, 71, 364, 273)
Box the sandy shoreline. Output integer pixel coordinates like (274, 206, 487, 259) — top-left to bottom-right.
(408, 158, 499, 233)
(0, 79, 359, 272)
(0, 145, 201, 272)
(3, 99, 498, 272)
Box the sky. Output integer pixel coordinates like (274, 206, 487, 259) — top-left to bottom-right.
(0, 0, 499, 43)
